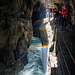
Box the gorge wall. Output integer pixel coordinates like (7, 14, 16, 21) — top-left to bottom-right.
(0, 0, 38, 74)
(0, 0, 75, 75)
(63, 0, 75, 28)
(32, 1, 46, 25)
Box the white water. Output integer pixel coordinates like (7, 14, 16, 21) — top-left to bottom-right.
(18, 37, 44, 75)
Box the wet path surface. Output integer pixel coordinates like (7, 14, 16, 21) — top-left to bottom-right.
(57, 28, 75, 75)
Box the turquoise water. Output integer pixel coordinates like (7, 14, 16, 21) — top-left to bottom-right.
(18, 37, 44, 75)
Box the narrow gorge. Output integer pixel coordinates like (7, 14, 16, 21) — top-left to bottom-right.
(0, 0, 75, 75)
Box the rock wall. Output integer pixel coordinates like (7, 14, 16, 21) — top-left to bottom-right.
(32, 1, 46, 25)
(0, 0, 38, 74)
(68, 0, 75, 26)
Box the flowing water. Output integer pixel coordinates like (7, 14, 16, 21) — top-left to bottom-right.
(18, 37, 44, 75)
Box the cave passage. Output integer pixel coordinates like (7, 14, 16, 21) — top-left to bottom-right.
(0, 0, 75, 75)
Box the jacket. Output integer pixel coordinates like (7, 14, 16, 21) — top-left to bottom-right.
(62, 9, 68, 18)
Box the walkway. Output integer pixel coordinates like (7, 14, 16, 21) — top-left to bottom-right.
(57, 26, 75, 75)
(49, 21, 75, 75)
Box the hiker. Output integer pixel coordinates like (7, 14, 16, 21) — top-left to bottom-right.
(58, 6, 63, 26)
(62, 4, 68, 30)
(46, 9, 49, 18)
(49, 9, 52, 18)
(53, 7, 59, 25)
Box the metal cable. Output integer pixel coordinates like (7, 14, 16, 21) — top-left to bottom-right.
(59, 30, 75, 64)
(58, 40, 71, 75)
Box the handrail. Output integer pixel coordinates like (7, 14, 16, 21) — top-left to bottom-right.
(58, 40, 71, 75)
(59, 31, 75, 64)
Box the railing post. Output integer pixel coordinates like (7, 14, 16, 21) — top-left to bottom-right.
(54, 27, 57, 56)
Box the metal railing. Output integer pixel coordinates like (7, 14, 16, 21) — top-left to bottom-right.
(57, 29, 75, 75)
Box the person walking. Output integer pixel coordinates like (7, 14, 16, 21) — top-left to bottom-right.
(62, 5, 68, 30)
(58, 6, 63, 27)
(46, 9, 49, 18)
(49, 9, 52, 18)
(53, 7, 59, 25)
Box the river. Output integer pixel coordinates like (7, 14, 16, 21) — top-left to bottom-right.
(18, 37, 44, 75)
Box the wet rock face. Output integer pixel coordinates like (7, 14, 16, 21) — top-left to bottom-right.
(0, 0, 38, 18)
(32, 1, 46, 25)
(69, 0, 75, 25)
(0, 0, 38, 74)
